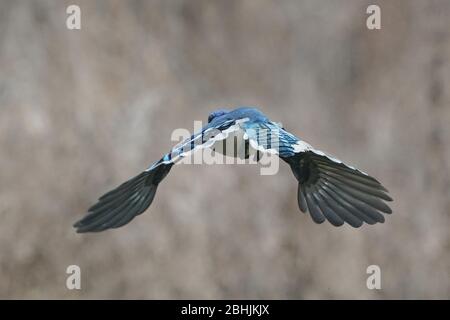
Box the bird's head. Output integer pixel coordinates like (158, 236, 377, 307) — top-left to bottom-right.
(207, 109, 229, 123)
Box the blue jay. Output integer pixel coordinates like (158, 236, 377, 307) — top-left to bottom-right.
(74, 107, 392, 233)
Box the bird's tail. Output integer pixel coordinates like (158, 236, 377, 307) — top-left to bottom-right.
(73, 161, 173, 233)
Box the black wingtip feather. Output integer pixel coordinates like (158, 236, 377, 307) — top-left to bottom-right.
(297, 184, 308, 213)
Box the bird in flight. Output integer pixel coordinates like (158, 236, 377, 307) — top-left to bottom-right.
(74, 107, 392, 233)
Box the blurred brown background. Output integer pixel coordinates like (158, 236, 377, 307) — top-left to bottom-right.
(0, 0, 449, 299)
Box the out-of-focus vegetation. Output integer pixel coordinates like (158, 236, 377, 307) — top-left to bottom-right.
(0, 0, 449, 298)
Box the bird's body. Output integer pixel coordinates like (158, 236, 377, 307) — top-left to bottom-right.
(74, 107, 392, 233)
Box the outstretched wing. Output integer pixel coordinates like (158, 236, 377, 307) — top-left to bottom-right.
(74, 118, 241, 233)
(289, 151, 392, 227)
(242, 121, 393, 228)
(73, 162, 172, 233)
